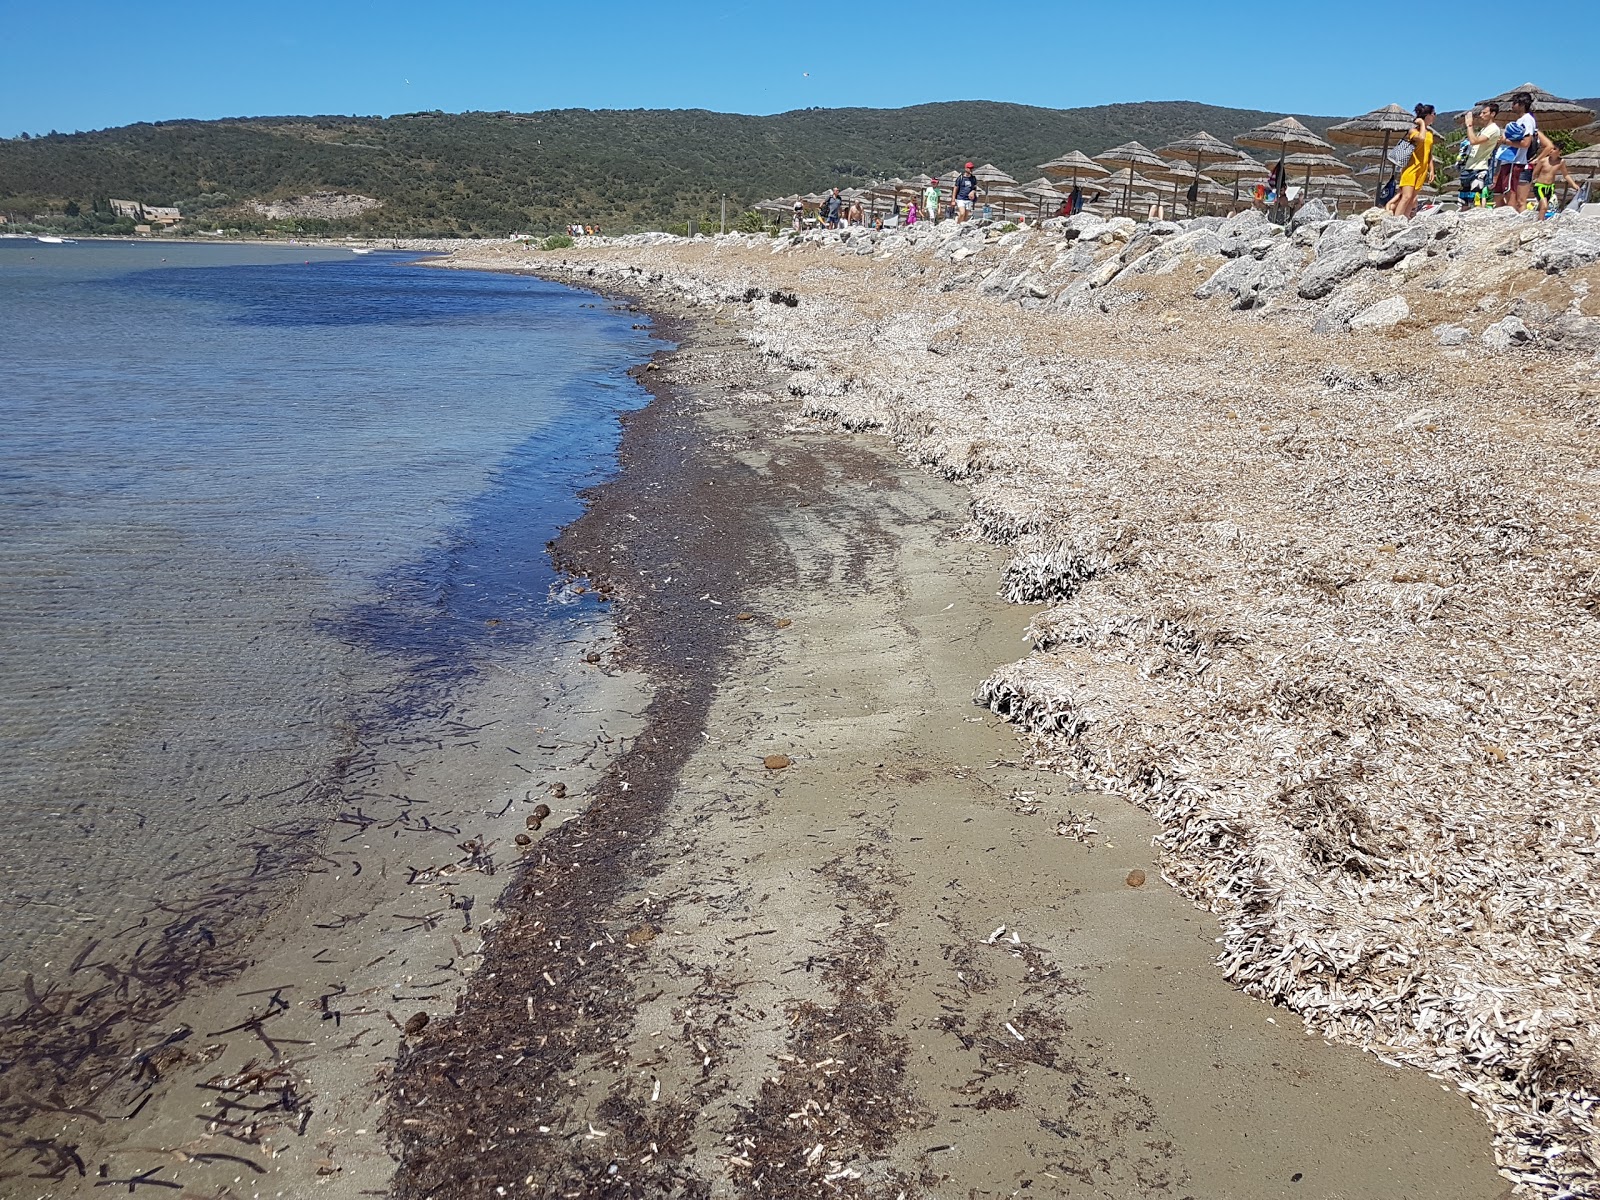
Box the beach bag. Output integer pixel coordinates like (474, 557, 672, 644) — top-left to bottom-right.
(1377, 177, 1398, 205)
(1388, 139, 1415, 169)
(1566, 182, 1591, 213)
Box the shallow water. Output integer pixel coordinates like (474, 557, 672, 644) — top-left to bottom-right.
(0, 240, 652, 1083)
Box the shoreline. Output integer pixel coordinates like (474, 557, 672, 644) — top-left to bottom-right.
(387, 280, 1501, 1198)
(410, 213, 1600, 1197)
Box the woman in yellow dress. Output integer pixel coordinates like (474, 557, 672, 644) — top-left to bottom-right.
(1387, 103, 1437, 218)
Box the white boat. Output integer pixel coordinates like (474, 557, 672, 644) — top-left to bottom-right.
(351, 247, 373, 255)
(36, 235, 66, 244)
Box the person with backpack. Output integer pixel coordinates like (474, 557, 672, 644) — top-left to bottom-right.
(1494, 91, 1539, 211)
(953, 164, 981, 223)
(1460, 102, 1501, 208)
(1385, 103, 1436, 219)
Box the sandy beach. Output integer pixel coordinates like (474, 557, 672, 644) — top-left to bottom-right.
(383, 299, 1503, 1198)
(392, 206, 1600, 1198)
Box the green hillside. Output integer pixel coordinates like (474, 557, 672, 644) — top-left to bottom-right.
(0, 99, 1461, 236)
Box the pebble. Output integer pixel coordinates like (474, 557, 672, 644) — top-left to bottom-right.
(1125, 869, 1147, 888)
(763, 754, 792, 770)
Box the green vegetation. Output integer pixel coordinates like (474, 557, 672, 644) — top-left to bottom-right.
(3, 98, 1590, 238)
(541, 233, 574, 250)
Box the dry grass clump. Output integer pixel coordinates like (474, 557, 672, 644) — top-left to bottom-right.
(443, 211, 1600, 1196)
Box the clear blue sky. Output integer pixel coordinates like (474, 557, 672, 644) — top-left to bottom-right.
(2, 0, 1596, 136)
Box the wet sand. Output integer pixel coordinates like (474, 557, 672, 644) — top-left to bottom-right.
(18, 626, 648, 1198)
(389, 308, 1504, 1198)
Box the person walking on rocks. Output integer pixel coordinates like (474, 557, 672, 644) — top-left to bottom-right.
(1460, 101, 1501, 208)
(1385, 103, 1436, 219)
(924, 177, 942, 226)
(1494, 91, 1539, 211)
(954, 164, 981, 222)
(822, 187, 843, 229)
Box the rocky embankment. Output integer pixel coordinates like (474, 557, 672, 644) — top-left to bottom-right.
(441, 205, 1600, 1197)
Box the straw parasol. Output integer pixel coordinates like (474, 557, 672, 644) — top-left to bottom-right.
(1021, 176, 1066, 217)
(1564, 144, 1600, 181)
(1327, 104, 1416, 149)
(1094, 142, 1171, 213)
(1235, 118, 1335, 209)
(1281, 151, 1352, 193)
(1235, 117, 1334, 156)
(1098, 168, 1161, 215)
(1475, 84, 1597, 131)
(1325, 104, 1422, 201)
(1038, 150, 1110, 192)
(970, 163, 1021, 188)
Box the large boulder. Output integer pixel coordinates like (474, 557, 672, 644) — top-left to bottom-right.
(1539, 313, 1600, 353)
(1531, 226, 1600, 273)
(1368, 221, 1434, 269)
(1195, 240, 1304, 309)
(1289, 198, 1333, 233)
(1297, 221, 1369, 299)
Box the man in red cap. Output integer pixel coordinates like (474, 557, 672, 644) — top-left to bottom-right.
(953, 162, 981, 223)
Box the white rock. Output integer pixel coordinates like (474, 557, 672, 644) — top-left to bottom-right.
(1348, 295, 1410, 331)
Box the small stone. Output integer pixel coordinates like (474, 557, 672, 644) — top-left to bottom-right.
(584, 651, 602, 664)
(774, 618, 792, 629)
(626, 925, 658, 946)
(1125, 869, 1147, 888)
(404, 1012, 430, 1035)
(736, 611, 755, 621)
(1481, 315, 1532, 353)
(533, 802, 552, 819)
(525, 815, 543, 830)
(514, 832, 533, 846)
(763, 754, 792, 770)
(549, 782, 566, 798)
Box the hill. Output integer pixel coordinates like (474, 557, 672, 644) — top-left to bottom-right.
(0, 100, 1347, 237)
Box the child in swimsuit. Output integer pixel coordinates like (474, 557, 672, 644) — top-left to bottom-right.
(1528, 145, 1578, 218)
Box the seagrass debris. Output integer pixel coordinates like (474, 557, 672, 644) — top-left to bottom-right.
(442, 204, 1600, 1197)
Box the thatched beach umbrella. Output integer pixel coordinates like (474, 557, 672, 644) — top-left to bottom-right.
(1038, 150, 1110, 192)
(1475, 83, 1597, 131)
(1236, 116, 1334, 156)
(1236, 118, 1334, 204)
(1564, 143, 1600, 185)
(1094, 142, 1170, 213)
(1098, 168, 1162, 216)
(1021, 176, 1066, 217)
(1326, 104, 1419, 202)
(1281, 151, 1351, 194)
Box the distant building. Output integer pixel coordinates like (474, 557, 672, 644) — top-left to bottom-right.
(134, 224, 152, 235)
(109, 199, 182, 224)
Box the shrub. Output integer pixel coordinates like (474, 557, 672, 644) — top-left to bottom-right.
(542, 233, 574, 250)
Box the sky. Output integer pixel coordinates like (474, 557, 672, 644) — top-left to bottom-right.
(2, 0, 1597, 137)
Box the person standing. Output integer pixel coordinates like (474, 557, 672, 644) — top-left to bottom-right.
(1386, 103, 1436, 219)
(923, 177, 942, 226)
(792, 199, 803, 231)
(1529, 143, 1578, 217)
(954, 163, 981, 222)
(1460, 101, 1501, 207)
(1495, 91, 1539, 211)
(822, 187, 843, 229)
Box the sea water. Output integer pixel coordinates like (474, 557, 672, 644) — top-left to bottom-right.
(0, 239, 652, 1016)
